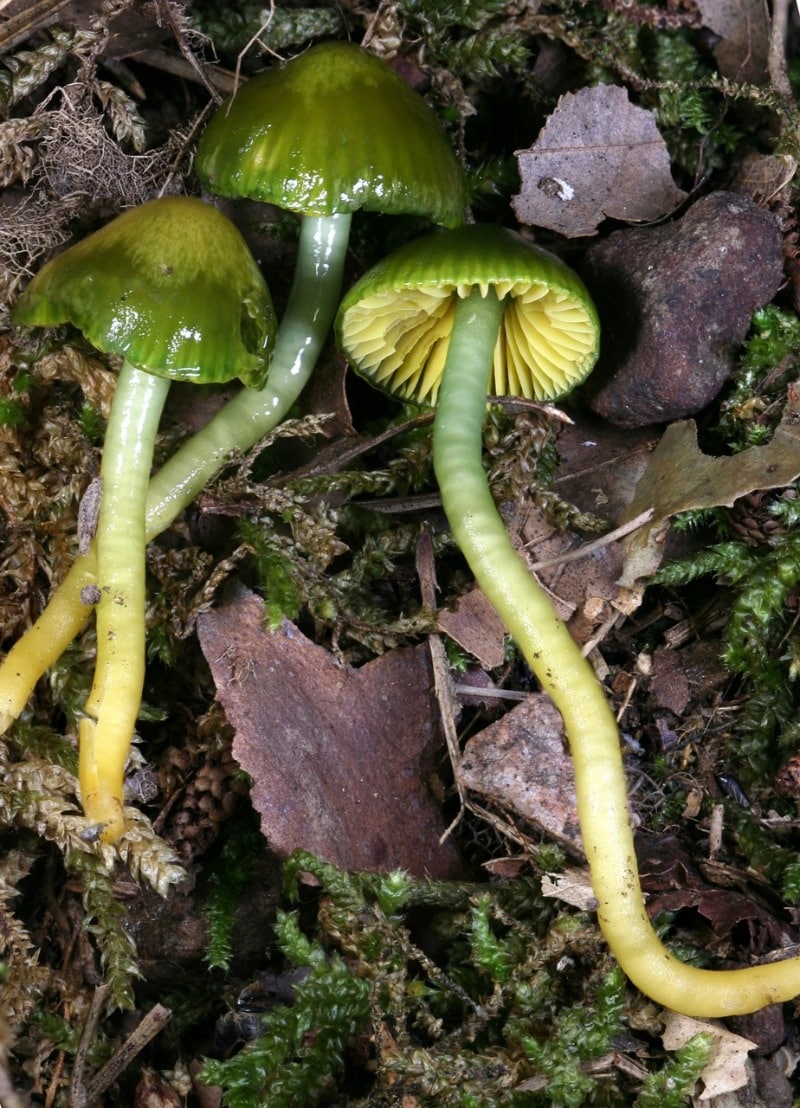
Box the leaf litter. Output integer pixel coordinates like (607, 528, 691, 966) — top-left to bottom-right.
(197, 585, 465, 878)
(512, 84, 687, 237)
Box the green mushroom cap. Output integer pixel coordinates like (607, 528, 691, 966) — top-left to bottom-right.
(12, 196, 277, 388)
(195, 41, 467, 228)
(336, 223, 601, 405)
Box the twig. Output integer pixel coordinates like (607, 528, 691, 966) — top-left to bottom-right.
(767, 0, 794, 104)
(0, 0, 72, 55)
(84, 1003, 172, 1104)
(135, 48, 237, 95)
(527, 508, 654, 571)
(69, 984, 111, 1108)
(155, 0, 221, 103)
(231, 0, 277, 101)
(70, 989, 172, 1107)
(416, 527, 467, 841)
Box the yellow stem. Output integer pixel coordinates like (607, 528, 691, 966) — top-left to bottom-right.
(436, 289, 800, 1016)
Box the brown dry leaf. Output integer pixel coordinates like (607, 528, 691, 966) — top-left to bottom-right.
(499, 501, 625, 645)
(620, 391, 800, 585)
(512, 85, 686, 237)
(661, 1013, 757, 1101)
(695, 0, 769, 82)
(197, 587, 465, 877)
(437, 588, 507, 670)
(458, 694, 583, 857)
(541, 865, 597, 910)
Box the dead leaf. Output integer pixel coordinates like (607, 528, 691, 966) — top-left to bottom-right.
(197, 587, 465, 878)
(555, 418, 657, 525)
(458, 694, 583, 857)
(437, 588, 507, 670)
(541, 865, 598, 910)
(518, 504, 624, 645)
(620, 392, 800, 585)
(512, 85, 686, 237)
(695, 0, 769, 82)
(661, 1012, 756, 1100)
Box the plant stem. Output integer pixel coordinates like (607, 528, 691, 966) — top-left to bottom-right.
(79, 361, 170, 841)
(434, 287, 800, 1016)
(0, 213, 350, 733)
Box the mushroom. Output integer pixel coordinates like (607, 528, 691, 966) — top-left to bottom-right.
(335, 221, 800, 1017)
(11, 196, 276, 841)
(0, 41, 466, 738)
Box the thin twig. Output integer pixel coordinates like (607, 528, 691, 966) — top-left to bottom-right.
(416, 527, 467, 842)
(527, 508, 654, 571)
(82, 1003, 172, 1106)
(231, 0, 276, 101)
(767, 0, 794, 104)
(0, 0, 72, 55)
(69, 984, 111, 1108)
(155, 0, 221, 102)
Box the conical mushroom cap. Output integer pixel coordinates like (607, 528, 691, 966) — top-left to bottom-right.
(196, 42, 467, 228)
(12, 196, 277, 388)
(336, 224, 600, 405)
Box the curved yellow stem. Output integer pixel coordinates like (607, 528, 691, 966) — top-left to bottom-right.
(435, 290, 800, 1017)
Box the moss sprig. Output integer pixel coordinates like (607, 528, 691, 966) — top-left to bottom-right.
(0, 28, 75, 111)
(635, 1032, 713, 1108)
(403, 0, 528, 74)
(519, 968, 626, 1108)
(200, 908, 371, 1107)
(199, 848, 728, 1102)
(189, 3, 343, 58)
(204, 820, 262, 971)
(0, 847, 51, 1028)
(66, 849, 141, 1011)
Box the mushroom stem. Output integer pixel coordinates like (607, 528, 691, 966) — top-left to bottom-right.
(435, 287, 800, 1017)
(79, 360, 170, 841)
(0, 213, 350, 732)
(145, 212, 351, 536)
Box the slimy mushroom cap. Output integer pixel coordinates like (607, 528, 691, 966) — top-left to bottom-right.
(12, 196, 277, 388)
(195, 42, 467, 228)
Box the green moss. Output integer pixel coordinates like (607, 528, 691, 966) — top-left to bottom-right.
(67, 849, 141, 1011)
(204, 820, 263, 971)
(189, 3, 342, 57)
(634, 1033, 713, 1108)
(520, 969, 625, 1107)
(197, 851, 658, 1104)
(200, 909, 371, 1107)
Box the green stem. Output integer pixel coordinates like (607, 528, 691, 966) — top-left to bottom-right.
(434, 288, 800, 1016)
(0, 213, 351, 730)
(144, 212, 351, 536)
(79, 360, 170, 841)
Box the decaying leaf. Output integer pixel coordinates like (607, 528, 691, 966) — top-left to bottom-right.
(662, 1012, 756, 1101)
(197, 587, 464, 878)
(541, 864, 597, 910)
(516, 503, 624, 644)
(695, 0, 769, 82)
(620, 390, 800, 585)
(512, 85, 686, 237)
(437, 587, 507, 670)
(458, 694, 583, 857)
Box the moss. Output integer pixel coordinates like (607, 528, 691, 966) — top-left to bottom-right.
(204, 820, 263, 971)
(196, 850, 675, 1105)
(634, 1033, 713, 1108)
